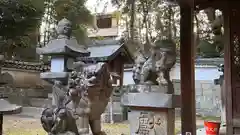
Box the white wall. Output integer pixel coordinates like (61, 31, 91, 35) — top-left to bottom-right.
(123, 64, 223, 85)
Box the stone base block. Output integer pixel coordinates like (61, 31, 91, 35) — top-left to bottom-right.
(101, 113, 123, 123)
(128, 109, 174, 135)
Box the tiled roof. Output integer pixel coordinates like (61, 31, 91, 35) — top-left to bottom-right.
(88, 44, 121, 58)
(77, 39, 133, 63)
(77, 44, 124, 62)
(2, 60, 50, 72)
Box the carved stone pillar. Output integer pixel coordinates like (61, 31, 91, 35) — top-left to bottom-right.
(121, 85, 179, 135)
(122, 37, 178, 135)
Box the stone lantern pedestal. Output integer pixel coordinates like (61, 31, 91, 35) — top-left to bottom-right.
(0, 55, 22, 134)
(121, 85, 180, 135)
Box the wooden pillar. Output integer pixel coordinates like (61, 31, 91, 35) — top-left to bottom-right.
(223, 2, 240, 134)
(223, 4, 232, 134)
(0, 114, 3, 135)
(180, 3, 196, 135)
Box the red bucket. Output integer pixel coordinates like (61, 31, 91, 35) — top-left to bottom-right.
(204, 121, 221, 135)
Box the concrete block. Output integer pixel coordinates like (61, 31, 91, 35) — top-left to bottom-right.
(121, 92, 174, 108)
(101, 113, 123, 123)
(195, 88, 203, 96)
(203, 89, 213, 96)
(201, 83, 212, 90)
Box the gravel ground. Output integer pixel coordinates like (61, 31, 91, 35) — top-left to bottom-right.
(3, 115, 130, 135)
(2, 115, 205, 135)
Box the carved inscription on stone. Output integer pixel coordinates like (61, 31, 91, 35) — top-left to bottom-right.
(135, 112, 166, 135)
(136, 112, 150, 134)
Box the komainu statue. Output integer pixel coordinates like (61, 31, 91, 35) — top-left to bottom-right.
(41, 62, 113, 135)
(132, 39, 176, 87)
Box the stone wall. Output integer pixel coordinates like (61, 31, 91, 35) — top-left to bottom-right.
(2, 68, 51, 89)
(103, 79, 222, 123)
(173, 79, 221, 117)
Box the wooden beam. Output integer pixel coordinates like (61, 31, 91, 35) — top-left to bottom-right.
(180, 3, 196, 135)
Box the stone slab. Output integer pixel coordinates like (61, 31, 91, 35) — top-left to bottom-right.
(0, 99, 22, 114)
(15, 107, 44, 118)
(101, 113, 123, 123)
(28, 98, 52, 108)
(121, 92, 179, 108)
(40, 72, 69, 84)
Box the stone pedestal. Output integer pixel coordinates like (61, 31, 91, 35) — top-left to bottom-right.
(121, 86, 180, 135)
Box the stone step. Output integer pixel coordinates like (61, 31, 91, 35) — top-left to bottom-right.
(101, 112, 123, 123)
(14, 106, 123, 123)
(15, 107, 44, 118)
(28, 98, 52, 108)
(48, 94, 121, 102)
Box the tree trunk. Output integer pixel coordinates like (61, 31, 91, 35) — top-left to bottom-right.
(130, 0, 136, 42)
(194, 12, 200, 47)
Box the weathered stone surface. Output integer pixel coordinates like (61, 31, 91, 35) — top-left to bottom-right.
(128, 110, 174, 135)
(122, 92, 175, 108)
(36, 18, 90, 57)
(173, 80, 222, 117)
(201, 83, 212, 90)
(40, 72, 69, 83)
(101, 112, 123, 123)
(2, 68, 51, 88)
(0, 99, 22, 114)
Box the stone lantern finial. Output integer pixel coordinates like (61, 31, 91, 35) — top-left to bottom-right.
(56, 18, 72, 39)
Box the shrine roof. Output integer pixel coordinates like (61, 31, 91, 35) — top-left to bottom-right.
(77, 39, 134, 64)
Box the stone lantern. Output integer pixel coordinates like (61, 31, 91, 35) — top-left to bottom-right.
(0, 55, 22, 134)
(36, 18, 90, 107)
(36, 18, 90, 84)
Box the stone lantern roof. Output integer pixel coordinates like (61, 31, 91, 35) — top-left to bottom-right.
(36, 37, 90, 57)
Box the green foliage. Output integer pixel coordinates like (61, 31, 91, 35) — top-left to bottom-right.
(0, 0, 44, 37)
(0, 0, 45, 57)
(198, 40, 220, 58)
(53, 0, 93, 44)
(112, 0, 224, 58)
(154, 39, 176, 50)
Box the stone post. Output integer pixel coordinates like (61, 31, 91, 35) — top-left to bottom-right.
(0, 55, 22, 134)
(122, 39, 179, 135)
(122, 85, 180, 135)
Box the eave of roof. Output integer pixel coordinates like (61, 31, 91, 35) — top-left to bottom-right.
(78, 40, 134, 64)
